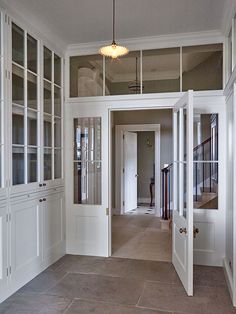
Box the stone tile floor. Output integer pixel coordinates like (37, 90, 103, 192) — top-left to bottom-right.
(0, 255, 235, 313)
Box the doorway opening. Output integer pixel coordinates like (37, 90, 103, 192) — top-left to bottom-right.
(110, 109, 173, 262)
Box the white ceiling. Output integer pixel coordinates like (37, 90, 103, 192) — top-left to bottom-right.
(4, 0, 229, 46)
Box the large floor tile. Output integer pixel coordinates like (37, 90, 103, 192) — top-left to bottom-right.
(49, 273, 144, 305)
(0, 294, 72, 314)
(138, 281, 236, 314)
(17, 270, 67, 294)
(65, 299, 169, 314)
(193, 264, 227, 287)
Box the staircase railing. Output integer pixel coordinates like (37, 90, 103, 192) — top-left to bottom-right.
(161, 135, 218, 219)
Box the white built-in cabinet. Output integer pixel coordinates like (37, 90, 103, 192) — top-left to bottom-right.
(0, 12, 65, 303)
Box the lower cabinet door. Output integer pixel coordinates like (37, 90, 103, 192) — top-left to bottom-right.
(10, 198, 42, 289)
(43, 192, 65, 263)
(0, 202, 8, 302)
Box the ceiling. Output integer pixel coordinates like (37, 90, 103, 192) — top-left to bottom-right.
(4, 0, 229, 46)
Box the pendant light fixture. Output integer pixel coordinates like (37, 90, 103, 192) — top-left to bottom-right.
(128, 56, 143, 94)
(99, 0, 129, 59)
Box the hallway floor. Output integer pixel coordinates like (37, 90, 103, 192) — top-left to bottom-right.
(0, 255, 235, 313)
(112, 214, 172, 261)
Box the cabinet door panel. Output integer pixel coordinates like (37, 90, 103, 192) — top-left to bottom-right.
(43, 193, 65, 261)
(10, 199, 42, 287)
(0, 203, 7, 302)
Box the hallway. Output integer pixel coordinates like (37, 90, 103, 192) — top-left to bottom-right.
(0, 255, 235, 314)
(112, 213, 172, 262)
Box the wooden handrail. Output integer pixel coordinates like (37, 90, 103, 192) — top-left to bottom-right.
(161, 136, 212, 172)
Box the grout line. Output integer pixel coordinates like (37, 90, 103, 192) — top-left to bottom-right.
(136, 280, 146, 307)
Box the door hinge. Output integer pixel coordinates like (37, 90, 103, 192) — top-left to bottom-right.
(105, 208, 109, 216)
(123, 168, 124, 173)
(9, 266, 11, 274)
(123, 201, 125, 206)
(6, 268, 8, 277)
(123, 134, 125, 140)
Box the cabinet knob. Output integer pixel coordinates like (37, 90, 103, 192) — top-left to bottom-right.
(43, 198, 46, 202)
(179, 227, 187, 234)
(39, 199, 43, 202)
(39, 184, 43, 187)
(43, 183, 46, 186)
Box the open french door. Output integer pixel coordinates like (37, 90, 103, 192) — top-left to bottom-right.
(124, 132, 138, 212)
(172, 91, 194, 296)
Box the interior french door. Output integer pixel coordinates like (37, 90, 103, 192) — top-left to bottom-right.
(172, 91, 194, 296)
(67, 104, 109, 257)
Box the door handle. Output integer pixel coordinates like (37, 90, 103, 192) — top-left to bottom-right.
(135, 174, 138, 177)
(179, 227, 187, 234)
(193, 227, 199, 238)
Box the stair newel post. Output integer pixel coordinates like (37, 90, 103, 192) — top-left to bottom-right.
(162, 169, 164, 219)
(202, 144, 205, 192)
(164, 167, 169, 220)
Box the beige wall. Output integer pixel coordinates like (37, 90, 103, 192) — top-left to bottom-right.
(112, 109, 172, 208)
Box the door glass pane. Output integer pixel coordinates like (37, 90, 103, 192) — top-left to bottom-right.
(12, 105, 24, 145)
(27, 71, 37, 110)
(44, 47, 52, 81)
(105, 51, 141, 95)
(27, 34, 37, 73)
(193, 162, 218, 209)
(27, 110, 37, 146)
(54, 86, 61, 117)
(73, 117, 102, 204)
(44, 80, 52, 114)
(54, 54, 61, 86)
(12, 146, 24, 185)
(74, 161, 101, 204)
(44, 114, 52, 147)
(28, 147, 37, 183)
(74, 117, 101, 161)
(54, 149, 62, 179)
(12, 64, 24, 105)
(70, 54, 103, 97)
(54, 117, 61, 147)
(193, 114, 218, 161)
(142, 48, 180, 93)
(12, 23, 24, 66)
(182, 44, 223, 91)
(44, 148, 52, 180)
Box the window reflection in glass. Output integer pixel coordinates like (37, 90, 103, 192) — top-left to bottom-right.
(182, 44, 223, 91)
(27, 34, 37, 74)
(28, 148, 37, 183)
(12, 105, 24, 145)
(44, 148, 52, 181)
(12, 64, 24, 105)
(142, 48, 180, 93)
(12, 23, 24, 66)
(27, 110, 37, 146)
(54, 54, 61, 86)
(44, 47, 52, 81)
(27, 71, 37, 110)
(12, 146, 24, 185)
(70, 54, 103, 97)
(54, 86, 61, 117)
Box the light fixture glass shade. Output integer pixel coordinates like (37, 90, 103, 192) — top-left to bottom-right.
(99, 42, 129, 59)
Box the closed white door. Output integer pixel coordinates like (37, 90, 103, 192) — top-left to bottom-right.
(124, 132, 137, 212)
(66, 104, 109, 257)
(172, 91, 194, 296)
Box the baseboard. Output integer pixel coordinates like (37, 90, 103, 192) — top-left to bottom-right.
(138, 198, 150, 204)
(223, 257, 234, 306)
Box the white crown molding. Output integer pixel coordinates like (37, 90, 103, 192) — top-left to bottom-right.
(66, 30, 225, 56)
(221, 0, 236, 36)
(0, 0, 66, 56)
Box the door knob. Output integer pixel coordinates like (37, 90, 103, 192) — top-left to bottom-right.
(179, 227, 187, 234)
(193, 227, 199, 238)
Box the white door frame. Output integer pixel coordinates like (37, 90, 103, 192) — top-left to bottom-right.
(115, 124, 161, 217)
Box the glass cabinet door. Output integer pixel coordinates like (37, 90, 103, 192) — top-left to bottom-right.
(12, 22, 39, 186)
(43, 46, 63, 182)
